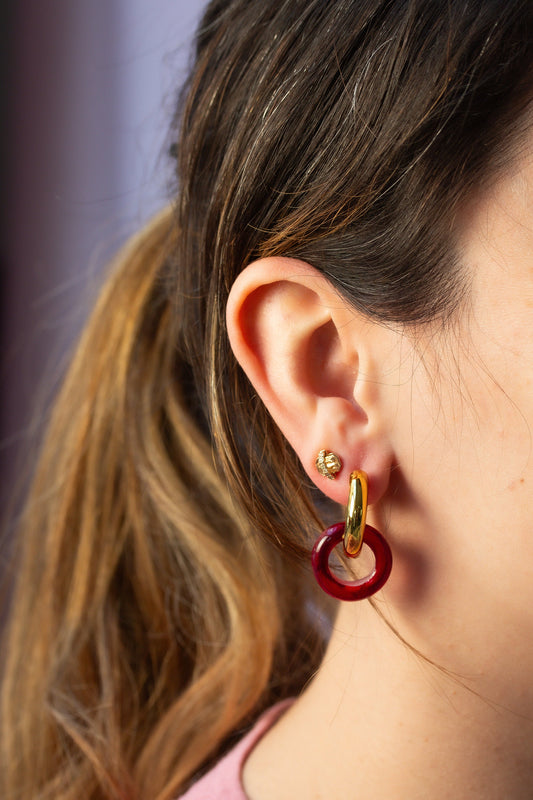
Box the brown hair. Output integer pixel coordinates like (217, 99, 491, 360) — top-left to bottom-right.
(2, 1, 533, 798)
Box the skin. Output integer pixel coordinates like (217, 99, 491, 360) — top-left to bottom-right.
(226, 139, 533, 799)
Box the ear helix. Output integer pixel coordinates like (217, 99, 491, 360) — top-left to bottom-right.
(311, 458, 392, 601)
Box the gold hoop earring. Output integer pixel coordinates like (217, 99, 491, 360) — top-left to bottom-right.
(343, 469, 367, 556)
(311, 469, 392, 601)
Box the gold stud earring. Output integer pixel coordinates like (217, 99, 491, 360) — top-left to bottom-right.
(315, 449, 342, 480)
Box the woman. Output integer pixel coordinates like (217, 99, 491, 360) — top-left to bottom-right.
(2, 0, 533, 798)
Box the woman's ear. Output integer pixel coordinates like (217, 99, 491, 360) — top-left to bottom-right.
(226, 257, 395, 505)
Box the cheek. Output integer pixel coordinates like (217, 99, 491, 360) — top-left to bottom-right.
(388, 335, 533, 534)
(381, 338, 533, 637)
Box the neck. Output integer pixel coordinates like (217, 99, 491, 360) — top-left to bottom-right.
(243, 598, 533, 800)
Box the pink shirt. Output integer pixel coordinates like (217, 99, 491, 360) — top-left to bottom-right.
(177, 700, 293, 799)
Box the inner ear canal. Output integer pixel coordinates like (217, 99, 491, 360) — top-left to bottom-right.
(306, 318, 357, 400)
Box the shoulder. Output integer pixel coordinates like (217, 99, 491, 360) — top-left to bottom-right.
(177, 700, 294, 800)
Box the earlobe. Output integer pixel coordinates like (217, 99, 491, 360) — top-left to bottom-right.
(226, 256, 394, 506)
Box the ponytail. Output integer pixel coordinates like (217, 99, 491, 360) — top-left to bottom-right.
(0, 207, 323, 800)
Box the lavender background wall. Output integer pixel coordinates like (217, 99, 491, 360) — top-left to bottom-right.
(1, 0, 204, 522)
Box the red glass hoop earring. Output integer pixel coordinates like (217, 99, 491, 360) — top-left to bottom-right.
(311, 470, 392, 601)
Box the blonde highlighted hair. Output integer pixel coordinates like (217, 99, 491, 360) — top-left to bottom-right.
(0, 207, 325, 799)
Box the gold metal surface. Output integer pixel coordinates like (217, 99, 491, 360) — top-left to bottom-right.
(343, 470, 367, 557)
(315, 449, 342, 480)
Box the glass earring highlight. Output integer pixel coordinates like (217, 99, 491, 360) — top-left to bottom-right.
(311, 469, 392, 601)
